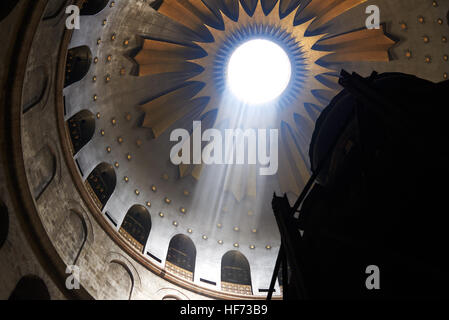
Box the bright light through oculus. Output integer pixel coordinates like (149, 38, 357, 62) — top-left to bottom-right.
(227, 39, 292, 105)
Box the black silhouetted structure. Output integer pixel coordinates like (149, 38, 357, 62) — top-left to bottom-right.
(9, 275, 50, 300)
(268, 71, 449, 299)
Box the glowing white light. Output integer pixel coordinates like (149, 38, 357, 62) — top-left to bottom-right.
(227, 39, 292, 105)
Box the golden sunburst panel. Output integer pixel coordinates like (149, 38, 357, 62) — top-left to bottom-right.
(157, 0, 224, 41)
(295, 0, 368, 31)
(139, 82, 205, 138)
(180, 0, 335, 157)
(135, 40, 206, 76)
(134, 0, 396, 198)
(316, 26, 396, 62)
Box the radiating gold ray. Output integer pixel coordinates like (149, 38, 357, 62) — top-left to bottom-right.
(277, 75, 340, 134)
(278, 98, 319, 130)
(314, 0, 368, 31)
(323, 50, 391, 62)
(297, 0, 368, 31)
(158, 0, 219, 39)
(221, 0, 239, 20)
(297, 0, 344, 22)
(140, 83, 202, 137)
(135, 40, 204, 76)
(317, 26, 394, 47)
(138, 62, 201, 76)
(178, 0, 222, 26)
(137, 40, 201, 61)
(280, 0, 297, 17)
(189, 72, 219, 116)
(316, 73, 341, 89)
(317, 26, 396, 62)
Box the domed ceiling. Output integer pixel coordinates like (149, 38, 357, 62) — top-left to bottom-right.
(59, 0, 449, 297)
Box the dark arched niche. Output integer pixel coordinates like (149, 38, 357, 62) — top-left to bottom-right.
(166, 234, 196, 281)
(67, 110, 95, 154)
(64, 46, 92, 87)
(86, 163, 116, 210)
(119, 205, 151, 253)
(221, 250, 252, 295)
(80, 0, 110, 15)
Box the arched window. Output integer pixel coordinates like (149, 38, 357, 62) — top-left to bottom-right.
(9, 275, 50, 300)
(86, 163, 116, 210)
(221, 251, 252, 295)
(165, 234, 196, 281)
(67, 110, 95, 155)
(65, 46, 92, 87)
(0, 201, 9, 249)
(80, 0, 110, 15)
(119, 205, 151, 253)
